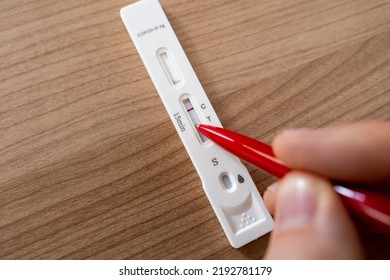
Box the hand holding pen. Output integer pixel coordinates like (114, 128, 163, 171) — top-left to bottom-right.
(198, 122, 390, 259)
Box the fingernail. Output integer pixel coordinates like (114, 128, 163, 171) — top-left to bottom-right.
(266, 181, 279, 192)
(280, 128, 312, 138)
(276, 175, 318, 230)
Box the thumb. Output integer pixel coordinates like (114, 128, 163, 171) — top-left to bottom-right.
(265, 172, 363, 259)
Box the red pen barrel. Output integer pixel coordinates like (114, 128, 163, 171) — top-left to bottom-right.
(334, 185, 390, 234)
(198, 124, 291, 178)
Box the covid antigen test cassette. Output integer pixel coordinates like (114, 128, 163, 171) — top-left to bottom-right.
(120, 0, 273, 248)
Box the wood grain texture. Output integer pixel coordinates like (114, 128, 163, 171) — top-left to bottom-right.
(0, 0, 389, 259)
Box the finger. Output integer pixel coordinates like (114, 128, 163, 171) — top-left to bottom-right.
(273, 122, 390, 182)
(263, 182, 278, 215)
(265, 172, 363, 259)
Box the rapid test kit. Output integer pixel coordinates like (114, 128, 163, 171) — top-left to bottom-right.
(120, 0, 273, 248)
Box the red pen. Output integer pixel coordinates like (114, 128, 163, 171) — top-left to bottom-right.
(197, 124, 390, 234)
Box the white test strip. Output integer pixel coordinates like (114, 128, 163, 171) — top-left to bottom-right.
(158, 49, 182, 86)
(182, 98, 208, 143)
(121, 0, 273, 248)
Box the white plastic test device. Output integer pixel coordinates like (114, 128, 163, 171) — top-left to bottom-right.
(121, 0, 273, 248)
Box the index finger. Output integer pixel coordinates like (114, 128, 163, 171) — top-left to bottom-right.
(272, 122, 390, 182)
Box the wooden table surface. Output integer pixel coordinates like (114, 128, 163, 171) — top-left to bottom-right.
(1, 0, 389, 259)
